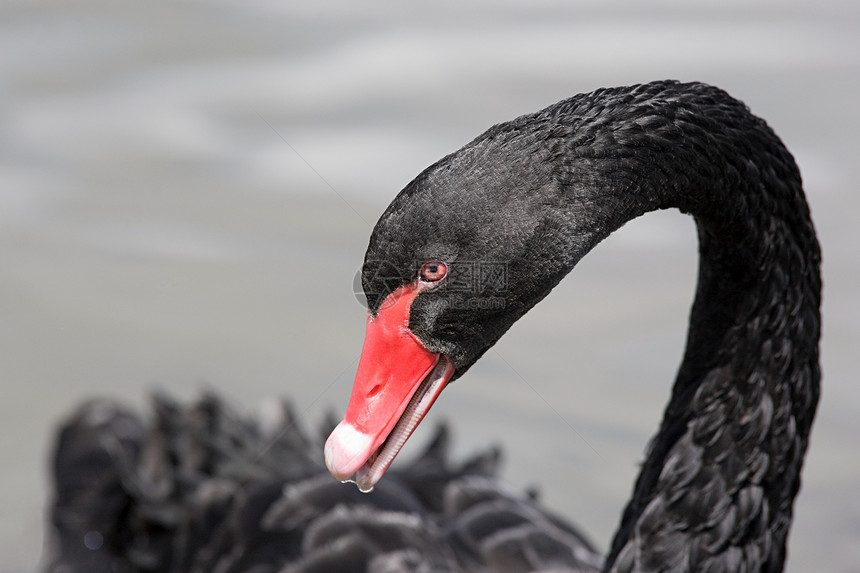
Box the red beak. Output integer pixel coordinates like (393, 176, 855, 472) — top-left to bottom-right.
(324, 284, 455, 491)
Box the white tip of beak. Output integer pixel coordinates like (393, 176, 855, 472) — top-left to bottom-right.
(324, 421, 374, 481)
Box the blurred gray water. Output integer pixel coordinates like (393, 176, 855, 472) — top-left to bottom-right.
(2, 1, 859, 571)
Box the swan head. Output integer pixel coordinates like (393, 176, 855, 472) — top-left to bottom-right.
(325, 118, 601, 490)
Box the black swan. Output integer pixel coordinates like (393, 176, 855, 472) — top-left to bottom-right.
(326, 79, 820, 571)
(46, 80, 820, 573)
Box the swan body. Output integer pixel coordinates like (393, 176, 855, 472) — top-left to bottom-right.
(45, 394, 600, 572)
(46, 81, 820, 573)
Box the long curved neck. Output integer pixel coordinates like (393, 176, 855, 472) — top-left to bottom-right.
(547, 83, 821, 572)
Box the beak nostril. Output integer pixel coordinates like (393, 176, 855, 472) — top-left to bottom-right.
(367, 384, 383, 398)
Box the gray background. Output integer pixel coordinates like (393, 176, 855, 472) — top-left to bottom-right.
(2, 1, 858, 571)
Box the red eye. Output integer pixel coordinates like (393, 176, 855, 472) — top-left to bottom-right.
(419, 261, 447, 282)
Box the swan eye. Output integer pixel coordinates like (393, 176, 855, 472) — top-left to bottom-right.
(419, 261, 447, 282)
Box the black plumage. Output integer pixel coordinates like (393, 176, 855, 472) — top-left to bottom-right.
(45, 80, 820, 572)
(45, 394, 599, 572)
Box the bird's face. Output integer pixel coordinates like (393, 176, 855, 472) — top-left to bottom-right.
(324, 230, 522, 493)
(323, 136, 582, 491)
